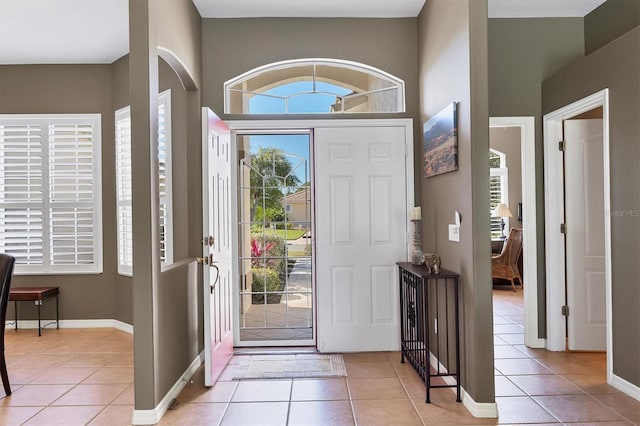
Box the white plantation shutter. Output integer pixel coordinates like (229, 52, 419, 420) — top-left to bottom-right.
(0, 122, 44, 265)
(489, 150, 508, 239)
(115, 90, 172, 275)
(158, 90, 173, 265)
(115, 107, 133, 275)
(0, 115, 102, 274)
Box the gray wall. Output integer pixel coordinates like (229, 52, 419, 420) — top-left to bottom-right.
(542, 26, 640, 388)
(490, 127, 522, 226)
(418, 0, 494, 403)
(488, 18, 585, 336)
(129, 0, 204, 410)
(585, 0, 640, 55)
(0, 65, 118, 322)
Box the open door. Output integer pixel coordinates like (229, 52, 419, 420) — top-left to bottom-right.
(201, 108, 234, 386)
(564, 118, 606, 351)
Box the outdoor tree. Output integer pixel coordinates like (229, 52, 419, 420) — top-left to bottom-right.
(249, 147, 300, 221)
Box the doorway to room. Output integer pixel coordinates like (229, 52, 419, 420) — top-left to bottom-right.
(489, 117, 541, 349)
(543, 89, 612, 382)
(235, 132, 314, 346)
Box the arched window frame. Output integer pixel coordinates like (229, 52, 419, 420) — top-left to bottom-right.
(224, 58, 406, 114)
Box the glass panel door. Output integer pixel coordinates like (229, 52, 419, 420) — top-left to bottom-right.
(236, 132, 314, 345)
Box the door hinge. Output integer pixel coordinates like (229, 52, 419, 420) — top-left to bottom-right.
(562, 305, 569, 316)
(558, 140, 566, 151)
(560, 223, 567, 234)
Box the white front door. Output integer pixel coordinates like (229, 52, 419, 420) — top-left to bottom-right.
(564, 118, 606, 351)
(315, 125, 411, 352)
(202, 108, 234, 385)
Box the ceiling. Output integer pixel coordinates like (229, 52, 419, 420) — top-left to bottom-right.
(0, 0, 607, 65)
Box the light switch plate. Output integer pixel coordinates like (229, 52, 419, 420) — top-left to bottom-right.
(449, 224, 460, 242)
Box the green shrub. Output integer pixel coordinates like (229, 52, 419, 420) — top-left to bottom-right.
(251, 267, 284, 304)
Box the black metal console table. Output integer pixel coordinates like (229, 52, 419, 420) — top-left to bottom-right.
(397, 262, 461, 403)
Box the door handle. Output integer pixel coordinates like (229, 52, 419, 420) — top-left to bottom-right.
(210, 264, 220, 294)
(196, 253, 218, 266)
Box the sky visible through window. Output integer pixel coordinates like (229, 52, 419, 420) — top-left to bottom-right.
(249, 81, 351, 114)
(248, 80, 351, 183)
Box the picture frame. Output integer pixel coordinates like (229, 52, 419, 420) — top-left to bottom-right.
(423, 102, 458, 178)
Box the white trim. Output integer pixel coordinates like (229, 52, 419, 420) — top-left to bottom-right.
(490, 117, 542, 348)
(5, 319, 133, 334)
(542, 90, 612, 372)
(611, 373, 640, 401)
(227, 118, 414, 131)
(461, 388, 499, 418)
(132, 352, 204, 425)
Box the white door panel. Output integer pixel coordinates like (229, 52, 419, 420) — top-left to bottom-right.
(202, 108, 233, 385)
(315, 126, 409, 352)
(564, 119, 606, 351)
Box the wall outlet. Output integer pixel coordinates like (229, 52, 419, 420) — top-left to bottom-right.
(448, 224, 460, 242)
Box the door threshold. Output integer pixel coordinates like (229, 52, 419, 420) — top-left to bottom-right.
(234, 346, 318, 356)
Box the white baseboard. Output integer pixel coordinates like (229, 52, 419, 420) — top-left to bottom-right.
(460, 388, 499, 418)
(428, 353, 498, 418)
(132, 352, 204, 425)
(611, 373, 640, 401)
(5, 319, 133, 334)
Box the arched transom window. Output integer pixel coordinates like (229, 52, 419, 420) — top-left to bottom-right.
(224, 58, 405, 114)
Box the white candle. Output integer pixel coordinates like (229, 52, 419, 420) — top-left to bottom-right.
(411, 206, 421, 221)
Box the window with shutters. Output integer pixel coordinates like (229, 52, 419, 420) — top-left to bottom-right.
(115, 90, 172, 276)
(0, 114, 102, 274)
(489, 149, 509, 239)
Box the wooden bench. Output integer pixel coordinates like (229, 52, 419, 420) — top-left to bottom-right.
(9, 287, 59, 336)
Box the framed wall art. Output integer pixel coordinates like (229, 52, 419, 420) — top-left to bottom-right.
(423, 102, 458, 178)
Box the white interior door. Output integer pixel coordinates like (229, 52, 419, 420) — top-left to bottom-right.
(202, 108, 234, 385)
(315, 125, 411, 352)
(564, 118, 606, 351)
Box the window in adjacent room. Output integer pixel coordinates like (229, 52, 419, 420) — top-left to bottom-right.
(224, 58, 405, 114)
(115, 89, 173, 276)
(489, 149, 509, 239)
(0, 114, 103, 274)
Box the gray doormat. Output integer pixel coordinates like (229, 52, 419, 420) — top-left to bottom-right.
(233, 354, 347, 379)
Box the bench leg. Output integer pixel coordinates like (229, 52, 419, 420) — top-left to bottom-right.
(56, 294, 59, 329)
(14, 301, 17, 331)
(37, 301, 41, 337)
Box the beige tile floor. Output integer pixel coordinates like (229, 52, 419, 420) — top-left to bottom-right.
(1, 289, 638, 425)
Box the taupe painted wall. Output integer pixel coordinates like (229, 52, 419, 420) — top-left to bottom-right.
(488, 18, 585, 336)
(490, 127, 522, 226)
(0, 65, 118, 321)
(542, 27, 640, 388)
(129, 0, 203, 410)
(418, 0, 494, 403)
(201, 18, 419, 121)
(584, 0, 640, 55)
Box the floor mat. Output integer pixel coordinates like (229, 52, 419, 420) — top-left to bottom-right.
(233, 354, 347, 379)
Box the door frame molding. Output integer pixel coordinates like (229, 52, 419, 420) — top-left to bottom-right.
(489, 116, 542, 348)
(542, 89, 612, 377)
(227, 118, 415, 348)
